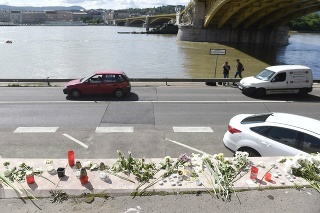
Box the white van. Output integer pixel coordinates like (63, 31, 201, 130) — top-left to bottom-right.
(238, 65, 313, 97)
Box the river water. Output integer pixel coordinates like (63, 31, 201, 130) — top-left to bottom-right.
(0, 26, 319, 79)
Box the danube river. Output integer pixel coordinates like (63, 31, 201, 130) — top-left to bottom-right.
(1, 26, 319, 79)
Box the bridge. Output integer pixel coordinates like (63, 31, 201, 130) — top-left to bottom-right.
(114, 14, 176, 28)
(115, 0, 320, 44)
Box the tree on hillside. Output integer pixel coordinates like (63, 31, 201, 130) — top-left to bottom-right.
(288, 13, 320, 31)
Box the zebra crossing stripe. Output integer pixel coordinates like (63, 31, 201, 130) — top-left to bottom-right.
(95, 127, 134, 133)
(173, 127, 213, 132)
(63, 134, 88, 149)
(14, 127, 58, 133)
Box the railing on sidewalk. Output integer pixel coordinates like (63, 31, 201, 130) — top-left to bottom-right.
(0, 78, 319, 86)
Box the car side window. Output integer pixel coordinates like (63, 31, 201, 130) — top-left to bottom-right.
(272, 72, 286, 82)
(300, 133, 320, 153)
(104, 74, 116, 82)
(89, 75, 103, 83)
(117, 75, 125, 82)
(251, 126, 298, 148)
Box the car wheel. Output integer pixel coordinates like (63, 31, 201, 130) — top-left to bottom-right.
(255, 88, 266, 98)
(114, 89, 124, 98)
(238, 148, 261, 157)
(70, 89, 81, 98)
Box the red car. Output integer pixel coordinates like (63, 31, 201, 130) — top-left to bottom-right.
(63, 71, 131, 98)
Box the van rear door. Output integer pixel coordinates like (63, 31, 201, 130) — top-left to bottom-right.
(287, 70, 312, 89)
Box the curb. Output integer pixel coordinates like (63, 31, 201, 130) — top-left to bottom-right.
(0, 157, 309, 199)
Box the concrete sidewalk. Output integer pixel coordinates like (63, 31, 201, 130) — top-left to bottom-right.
(0, 157, 310, 199)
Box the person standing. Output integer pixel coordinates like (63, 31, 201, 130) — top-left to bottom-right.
(222, 61, 230, 85)
(234, 59, 244, 78)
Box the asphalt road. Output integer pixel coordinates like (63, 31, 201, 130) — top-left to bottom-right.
(1, 85, 320, 213)
(0, 85, 320, 160)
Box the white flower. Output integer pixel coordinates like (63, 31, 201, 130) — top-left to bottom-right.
(164, 156, 172, 161)
(284, 160, 293, 174)
(257, 161, 264, 167)
(310, 155, 320, 166)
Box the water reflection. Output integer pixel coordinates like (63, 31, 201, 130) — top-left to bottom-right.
(181, 32, 319, 79)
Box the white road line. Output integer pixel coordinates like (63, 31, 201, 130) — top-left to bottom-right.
(166, 138, 211, 156)
(95, 127, 134, 133)
(14, 127, 58, 133)
(173, 127, 213, 132)
(63, 133, 88, 149)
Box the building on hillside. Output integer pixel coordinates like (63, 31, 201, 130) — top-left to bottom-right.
(0, 11, 10, 22)
(21, 11, 46, 24)
(45, 10, 73, 22)
(10, 11, 22, 23)
(113, 10, 129, 19)
(72, 11, 88, 21)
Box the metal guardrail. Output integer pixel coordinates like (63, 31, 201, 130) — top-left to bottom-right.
(0, 78, 319, 84)
(0, 78, 241, 83)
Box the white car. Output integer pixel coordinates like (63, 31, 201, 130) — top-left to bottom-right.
(223, 112, 320, 157)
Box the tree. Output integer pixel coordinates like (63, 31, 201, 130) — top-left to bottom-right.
(288, 13, 320, 31)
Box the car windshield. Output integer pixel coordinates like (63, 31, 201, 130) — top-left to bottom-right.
(255, 69, 275, 81)
(241, 113, 273, 124)
(80, 74, 93, 83)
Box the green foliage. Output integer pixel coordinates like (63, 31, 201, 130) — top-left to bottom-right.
(289, 13, 320, 31)
(120, 5, 185, 15)
(111, 151, 157, 182)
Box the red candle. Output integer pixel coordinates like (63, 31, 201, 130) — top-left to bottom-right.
(250, 166, 259, 180)
(80, 175, 88, 184)
(80, 168, 88, 184)
(265, 172, 272, 182)
(26, 171, 35, 184)
(68, 150, 75, 167)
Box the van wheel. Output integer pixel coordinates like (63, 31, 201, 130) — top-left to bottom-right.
(298, 88, 308, 97)
(255, 88, 266, 98)
(238, 148, 261, 157)
(114, 89, 124, 98)
(70, 89, 81, 98)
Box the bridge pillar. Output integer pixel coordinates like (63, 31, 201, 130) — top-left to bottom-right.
(143, 16, 150, 31)
(125, 18, 130, 27)
(177, 1, 289, 45)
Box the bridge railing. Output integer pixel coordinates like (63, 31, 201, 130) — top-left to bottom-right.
(0, 78, 240, 85)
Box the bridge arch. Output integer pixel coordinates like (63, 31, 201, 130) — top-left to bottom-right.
(178, 0, 320, 44)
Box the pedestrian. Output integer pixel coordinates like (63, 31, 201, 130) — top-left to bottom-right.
(222, 61, 230, 85)
(234, 59, 244, 79)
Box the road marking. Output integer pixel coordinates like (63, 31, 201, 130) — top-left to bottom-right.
(63, 134, 88, 149)
(95, 127, 134, 133)
(166, 138, 211, 156)
(173, 127, 213, 132)
(14, 127, 58, 133)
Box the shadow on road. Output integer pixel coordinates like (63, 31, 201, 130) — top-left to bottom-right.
(65, 92, 139, 101)
(243, 93, 320, 102)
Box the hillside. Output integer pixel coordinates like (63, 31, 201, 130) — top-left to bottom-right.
(0, 5, 84, 11)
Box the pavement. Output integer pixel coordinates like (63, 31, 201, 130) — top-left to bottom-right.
(0, 157, 310, 199)
(1, 157, 319, 213)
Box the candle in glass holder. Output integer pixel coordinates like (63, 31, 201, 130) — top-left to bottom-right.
(68, 150, 75, 167)
(265, 172, 272, 182)
(26, 171, 35, 184)
(80, 168, 88, 184)
(250, 166, 259, 180)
